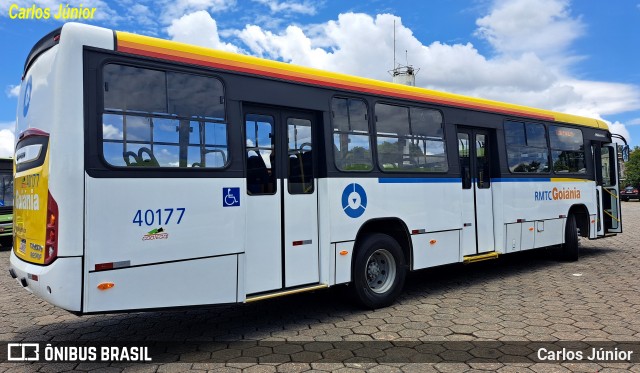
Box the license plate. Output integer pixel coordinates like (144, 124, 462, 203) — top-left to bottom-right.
(18, 240, 26, 255)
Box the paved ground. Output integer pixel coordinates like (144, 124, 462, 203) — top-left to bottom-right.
(1, 203, 640, 372)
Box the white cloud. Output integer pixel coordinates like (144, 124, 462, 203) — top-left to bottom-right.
(163, 0, 639, 144)
(0, 122, 15, 132)
(127, 4, 155, 27)
(608, 121, 631, 145)
(475, 0, 584, 58)
(232, 3, 638, 139)
(159, 0, 235, 24)
(5, 85, 20, 99)
(238, 24, 328, 66)
(627, 118, 640, 126)
(252, 0, 316, 15)
(237, 13, 400, 77)
(0, 123, 15, 158)
(235, 12, 562, 92)
(102, 124, 123, 140)
(550, 80, 640, 117)
(167, 11, 240, 53)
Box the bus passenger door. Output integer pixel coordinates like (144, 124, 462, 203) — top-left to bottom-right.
(596, 143, 622, 234)
(458, 128, 496, 256)
(243, 107, 319, 295)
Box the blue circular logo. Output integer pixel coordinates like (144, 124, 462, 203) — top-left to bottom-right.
(341, 183, 367, 218)
(23, 76, 32, 117)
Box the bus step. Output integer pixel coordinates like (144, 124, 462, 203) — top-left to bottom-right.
(245, 284, 328, 303)
(599, 233, 618, 238)
(463, 252, 499, 264)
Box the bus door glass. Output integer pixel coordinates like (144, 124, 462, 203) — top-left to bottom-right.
(458, 128, 496, 256)
(598, 143, 622, 233)
(243, 107, 319, 295)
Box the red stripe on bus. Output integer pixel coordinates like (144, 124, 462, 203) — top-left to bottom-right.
(95, 263, 114, 271)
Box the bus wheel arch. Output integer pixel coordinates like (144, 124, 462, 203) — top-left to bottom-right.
(349, 218, 411, 308)
(568, 204, 590, 238)
(561, 204, 588, 262)
(353, 218, 413, 270)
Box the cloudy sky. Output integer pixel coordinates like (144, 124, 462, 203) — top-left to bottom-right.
(1, 0, 639, 157)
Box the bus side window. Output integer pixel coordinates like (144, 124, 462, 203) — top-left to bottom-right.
(375, 104, 447, 173)
(245, 114, 276, 195)
(504, 121, 549, 173)
(458, 133, 471, 189)
(549, 126, 585, 174)
(476, 134, 490, 189)
(409, 107, 448, 172)
(287, 118, 314, 194)
(601, 146, 614, 187)
(331, 98, 373, 171)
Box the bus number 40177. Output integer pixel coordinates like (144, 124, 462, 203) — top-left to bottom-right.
(132, 208, 185, 227)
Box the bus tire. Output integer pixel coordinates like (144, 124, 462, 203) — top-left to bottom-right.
(0, 237, 11, 250)
(351, 233, 406, 309)
(561, 214, 579, 262)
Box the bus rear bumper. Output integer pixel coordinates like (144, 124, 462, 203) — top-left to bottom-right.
(9, 251, 82, 312)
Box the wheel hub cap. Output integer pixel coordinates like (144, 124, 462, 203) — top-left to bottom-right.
(365, 248, 397, 294)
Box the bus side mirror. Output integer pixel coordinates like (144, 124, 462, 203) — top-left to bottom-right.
(622, 145, 630, 162)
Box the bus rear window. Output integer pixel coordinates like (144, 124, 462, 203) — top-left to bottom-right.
(104, 65, 167, 113)
(101, 64, 228, 169)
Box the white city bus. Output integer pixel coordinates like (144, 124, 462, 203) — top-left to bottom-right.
(10, 23, 626, 313)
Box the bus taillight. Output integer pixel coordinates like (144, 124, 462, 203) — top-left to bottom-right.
(18, 128, 50, 141)
(44, 192, 59, 265)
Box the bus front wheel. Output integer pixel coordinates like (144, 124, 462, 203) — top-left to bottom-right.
(351, 233, 406, 309)
(561, 214, 579, 262)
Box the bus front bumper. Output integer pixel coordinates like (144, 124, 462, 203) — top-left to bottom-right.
(9, 251, 82, 312)
(0, 222, 12, 237)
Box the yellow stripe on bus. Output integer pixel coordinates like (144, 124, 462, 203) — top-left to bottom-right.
(116, 32, 608, 131)
(550, 178, 591, 183)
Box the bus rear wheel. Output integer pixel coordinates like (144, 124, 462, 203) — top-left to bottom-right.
(351, 233, 406, 309)
(561, 214, 579, 261)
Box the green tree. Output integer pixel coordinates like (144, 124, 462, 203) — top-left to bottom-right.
(624, 146, 640, 187)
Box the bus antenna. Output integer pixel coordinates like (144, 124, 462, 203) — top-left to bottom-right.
(388, 19, 420, 86)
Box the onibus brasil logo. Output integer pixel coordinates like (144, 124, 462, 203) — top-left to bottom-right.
(142, 227, 168, 241)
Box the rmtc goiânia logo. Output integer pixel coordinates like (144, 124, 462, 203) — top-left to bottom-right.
(535, 187, 581, 201)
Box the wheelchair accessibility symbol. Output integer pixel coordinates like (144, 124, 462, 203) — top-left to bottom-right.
(342, 183, 367, 218)
(223, 187, 240, 207)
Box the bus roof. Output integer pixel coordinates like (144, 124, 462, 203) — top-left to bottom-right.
(114, 30, 608, 131)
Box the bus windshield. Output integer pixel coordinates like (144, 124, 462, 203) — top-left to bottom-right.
(0, 170, 13, 208)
